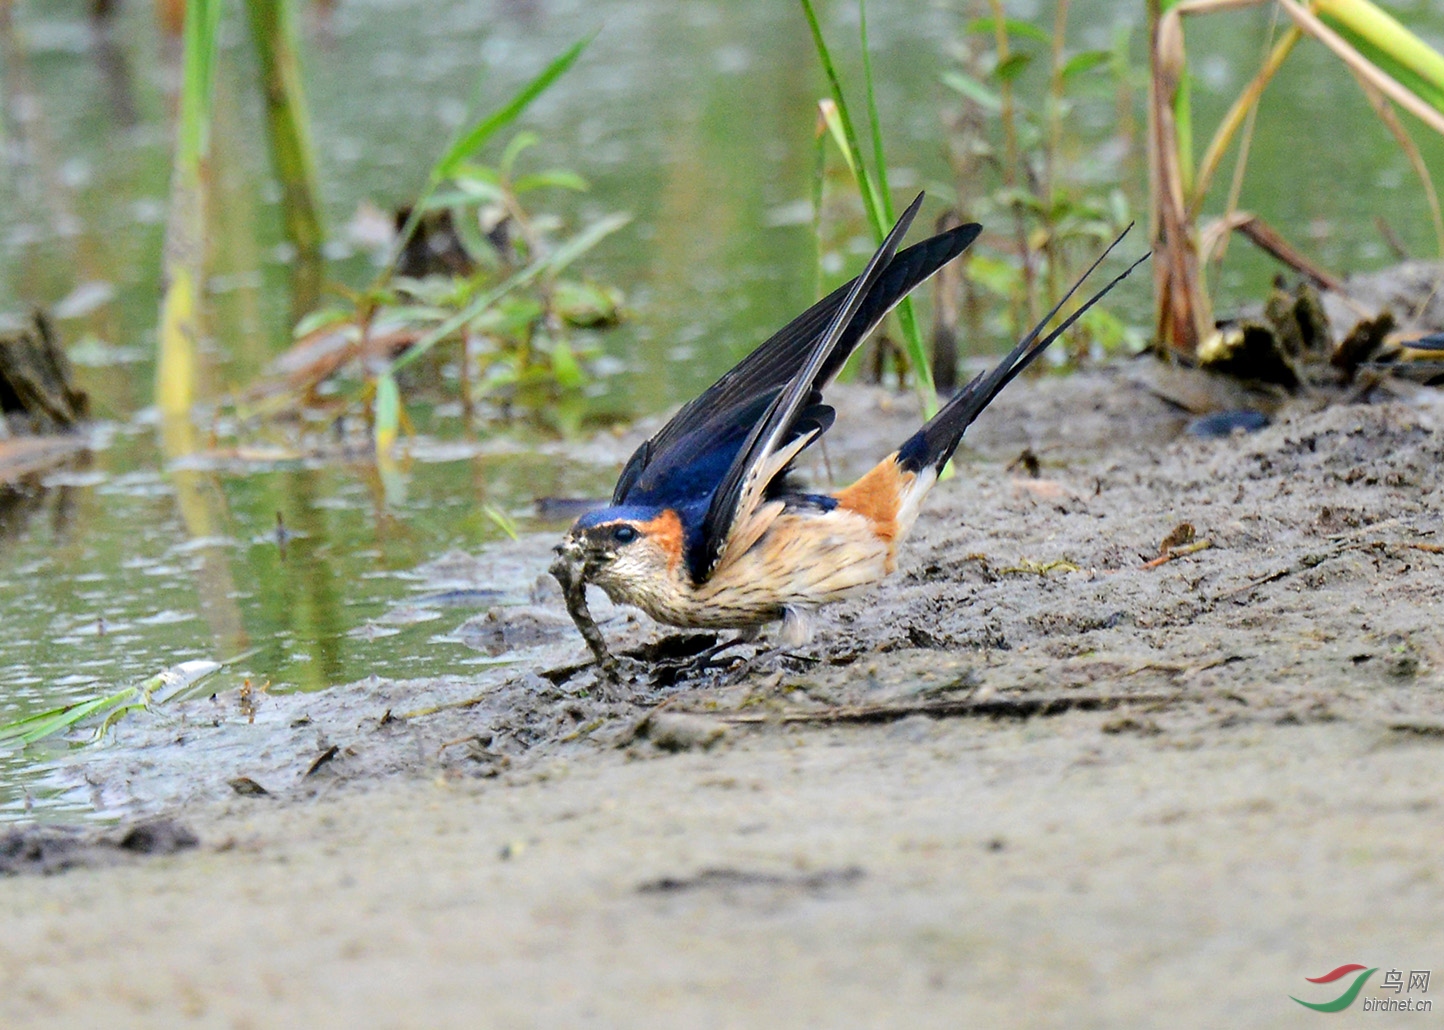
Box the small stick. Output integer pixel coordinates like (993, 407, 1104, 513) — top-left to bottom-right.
(549, 552, 617, 674)
(1141, 538, 1213, 570)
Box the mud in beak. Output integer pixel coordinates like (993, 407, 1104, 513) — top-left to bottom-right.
(549, 535, 614, 673)
(553, 532, 586, 565)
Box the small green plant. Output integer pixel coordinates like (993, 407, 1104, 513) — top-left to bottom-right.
(261, 37, 629, 457)
(942, 6, 1139, 363)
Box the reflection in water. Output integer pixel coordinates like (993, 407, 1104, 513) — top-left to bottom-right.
(272, 465, 347, 690)
(87, 0, 139, 128)
(159, 416, 249, 663)
(0, 478, 75, 544)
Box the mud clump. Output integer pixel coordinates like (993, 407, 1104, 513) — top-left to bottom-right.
(1, 818, 198, 877)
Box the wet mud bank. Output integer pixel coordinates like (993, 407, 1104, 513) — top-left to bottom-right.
(2, 368, 1441, 1024)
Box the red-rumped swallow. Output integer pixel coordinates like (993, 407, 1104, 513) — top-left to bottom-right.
(553, 192, 1146, 666)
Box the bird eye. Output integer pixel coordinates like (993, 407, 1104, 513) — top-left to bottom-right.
(611, 525, 639, 545)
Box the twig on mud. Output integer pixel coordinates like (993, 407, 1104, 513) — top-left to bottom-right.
(692, 691, 1180, 726)
(437, 734, 487, 757)
(1217, 532, 1440, 603)
(398, 695, 493, 720)
(1141, 538, 1213, 570)
(302, 744, 340, 778)
(1392, 541, 1444, 555)
(1213, 545, 1346, 601)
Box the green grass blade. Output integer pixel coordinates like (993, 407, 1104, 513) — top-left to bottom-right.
(374, 371, 400, 458)
(941, 70, 1003, 111)
(819, 100, 859, 179)
(1, 689, 138, 747)
(801, 0, 936, 411)
(859, 0, 894, 224)
(176, 0, 223, 170)
(482, 503, 520, 540)
(966, 16, 1052, 45)
(799, 0, 885, 236)
(538, 211, 631, 275)
(435, 37, 591, 181)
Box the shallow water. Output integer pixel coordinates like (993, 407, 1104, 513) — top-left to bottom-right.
(1, 0, 1442, 819)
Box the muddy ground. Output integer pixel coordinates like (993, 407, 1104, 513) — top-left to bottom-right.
(1, 367, 1442, 1027)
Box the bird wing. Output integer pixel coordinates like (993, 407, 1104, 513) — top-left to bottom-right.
(694, 194, 927, 580)
(611, 198, 980, 511)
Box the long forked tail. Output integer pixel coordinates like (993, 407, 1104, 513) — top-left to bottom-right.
(896, 228, 1150, 476)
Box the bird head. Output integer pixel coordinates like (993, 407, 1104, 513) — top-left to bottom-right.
(557, 505, 686, 595)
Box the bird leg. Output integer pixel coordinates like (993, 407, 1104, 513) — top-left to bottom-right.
(693, 626, 761, 667)
(549, 549, 617, 676)
(652, 627, 761, 679)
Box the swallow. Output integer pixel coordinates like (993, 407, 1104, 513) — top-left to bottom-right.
(552, 192, 1147, 670)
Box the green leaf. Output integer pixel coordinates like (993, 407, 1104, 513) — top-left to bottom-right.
(1061, 50, 1111, 81)
(417, 187, 484, 211)
(548, 337, 585, 389)
(966, 253, 1023, 297)
(993, 52, 1034, 83)
(292, 305, 354, 339)
(471, 294, 544, 336)
(1315, 0, 1444, 114)
(450, 161, 503, 186)
(450, 180, 508, 206)
(0, 689, 136, 747)
(554, 279, 622, 327)
(538, 211, 631, 276)
(967, 17, 1050, 45)
(942, 70, 1002, 111)
(1108, 188, 1132, 228)
(818, 99, 859, 178)
(449, 205, 502, 267)
(512, 169, 590, 194)
(499, 131, 539, 178)
(994, 186, 1047, 214)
